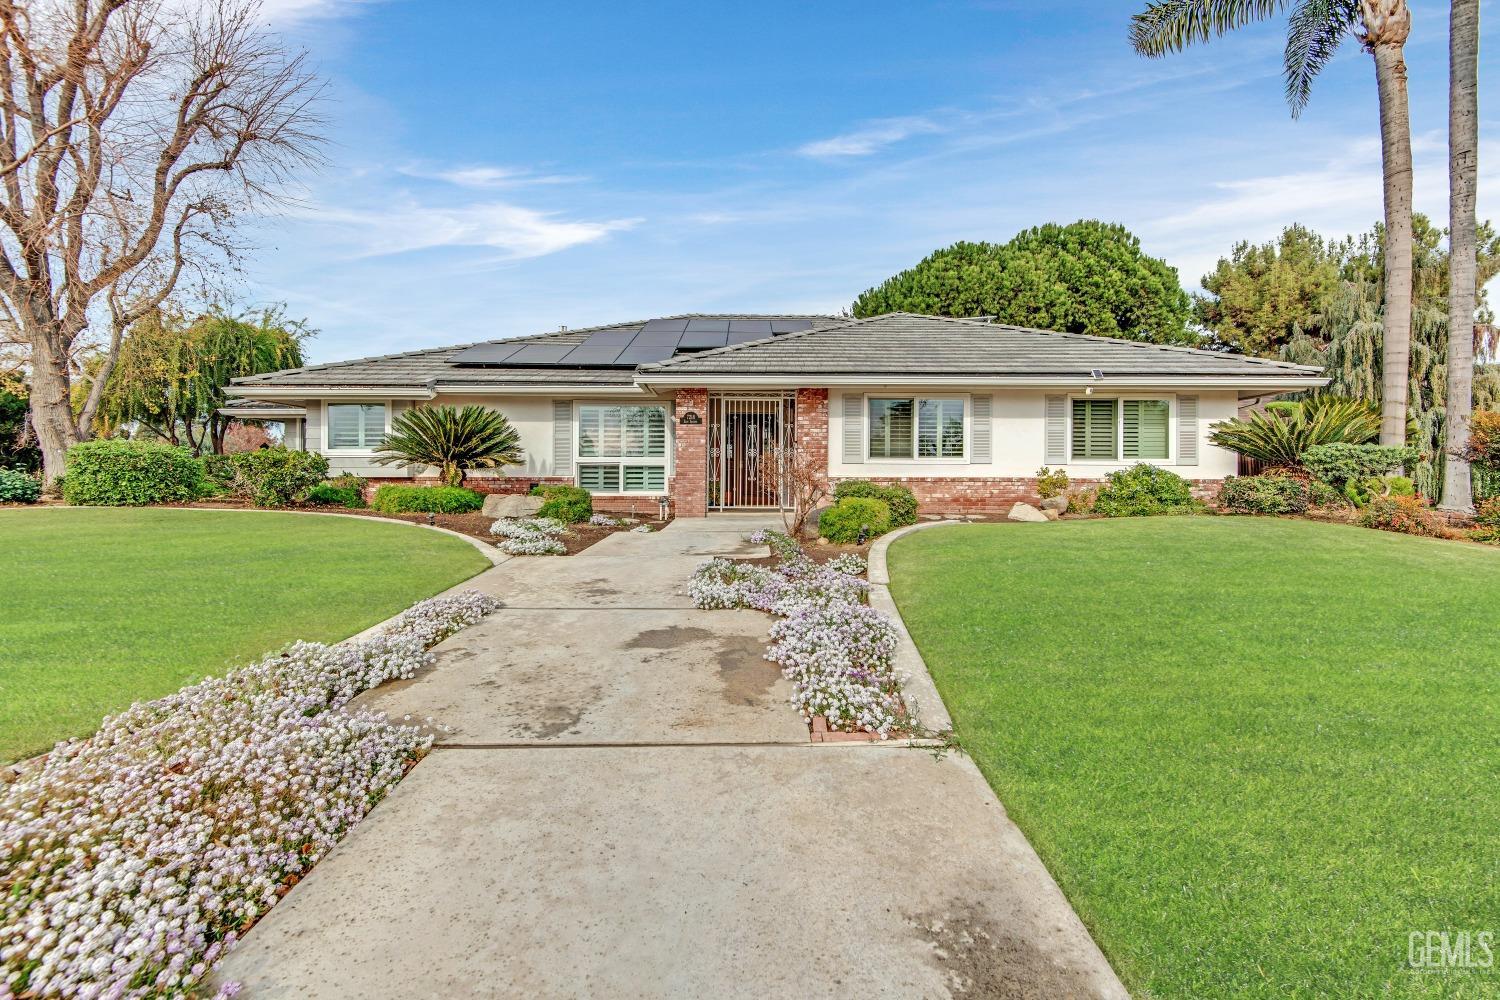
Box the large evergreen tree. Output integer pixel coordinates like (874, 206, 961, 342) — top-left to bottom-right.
(852, 221, 1196, 345)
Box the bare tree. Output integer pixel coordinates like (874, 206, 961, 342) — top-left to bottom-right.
(1439, 0, 1479, 515)
(757, 444, 830, 538)
(0, 0, 323, 482)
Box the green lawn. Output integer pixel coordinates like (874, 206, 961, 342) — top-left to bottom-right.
(0, 508, 490, 762)
(889, 517, 1499, 1000)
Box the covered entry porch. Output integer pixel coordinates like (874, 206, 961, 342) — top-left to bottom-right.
(669, 387, 828, 517)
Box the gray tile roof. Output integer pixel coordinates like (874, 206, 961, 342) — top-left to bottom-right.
(229, 315, 840, 389)
(637, 313, 1324, 379)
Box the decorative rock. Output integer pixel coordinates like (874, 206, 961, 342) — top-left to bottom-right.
(1042, 509, 1060, 521)
(483, 493, 543, 518)
(1007, 502, 1050, 523)
(1040, 495, 1069, 514)
(816, 537, 830, 546)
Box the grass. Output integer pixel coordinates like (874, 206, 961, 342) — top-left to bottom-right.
(888, 517, 1500, 1000)
(0, 508, 491, 762)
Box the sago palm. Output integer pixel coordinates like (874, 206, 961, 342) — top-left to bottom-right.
(1131, 0, 1415, 449)
(1209, 395, 1383, 467)
(374, 405, 524, 487)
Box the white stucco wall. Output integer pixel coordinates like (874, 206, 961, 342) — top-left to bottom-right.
(827, 386, 1240, 480)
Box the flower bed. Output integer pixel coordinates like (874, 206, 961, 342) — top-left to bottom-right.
(490, 516, 567, 555)
(0, 591, 498, 999)
(689, 530, 908, 739)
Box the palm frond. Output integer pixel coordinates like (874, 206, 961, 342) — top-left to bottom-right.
(1283, 0, 1359, 115)
(374, 405, 525, 487)
(1209, 394, 1381, 465)
(1130, 0, 1286, 56)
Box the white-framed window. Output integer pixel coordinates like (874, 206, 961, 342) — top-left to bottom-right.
(1069, 397, 1172, 462)
(325, 402, 387, 451)
(576, 403, 668, 493)
(868, 396, 966, 460)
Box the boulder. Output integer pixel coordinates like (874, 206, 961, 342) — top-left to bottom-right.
(1007, 502, 1049, 523)
(1040, 495, 1069, 514)
(1042, 509, 1061, 521)
(483, 493, 543, 518)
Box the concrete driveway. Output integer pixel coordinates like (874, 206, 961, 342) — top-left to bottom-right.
(214, 516, 1126, 999)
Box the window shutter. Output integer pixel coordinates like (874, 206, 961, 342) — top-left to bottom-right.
(363, 404, 386, 447)
(1044, 395, 1067, 464)
(1176, 395, 1199, 466)
(553, 400, 573, 475)
(842, 393, 864, 464)
(970, 394, 992, 463)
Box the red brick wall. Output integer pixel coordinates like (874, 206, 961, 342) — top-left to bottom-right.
(831, 475, 1225, 513)
(670, 388, 709, 517)
(794, 388, 830, 493)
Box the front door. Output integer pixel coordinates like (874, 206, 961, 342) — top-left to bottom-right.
(707, 394, 794, 509)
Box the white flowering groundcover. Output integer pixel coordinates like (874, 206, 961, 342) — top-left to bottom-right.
(490, 516, 567, 555)
(0, 590, 499, 1000)
(688, 530, 909, 738)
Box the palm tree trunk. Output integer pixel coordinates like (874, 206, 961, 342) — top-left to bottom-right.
(1362, 0, 1414, 448)
(1440, 0, 1479, 514)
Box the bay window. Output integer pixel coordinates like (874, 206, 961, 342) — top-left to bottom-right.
(577, 403, 668, 493)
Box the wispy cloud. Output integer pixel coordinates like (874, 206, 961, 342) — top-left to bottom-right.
(796, 116, 944, 158)
(256, 0, 372, 25)
(296, 198, 640, 260)
(395, 163, 585, 189)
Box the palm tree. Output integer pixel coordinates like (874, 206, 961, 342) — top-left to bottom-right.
(1131, 0, 1415, 448)
(1439, 0, 1479, 514)
(374, 405, 524, 487)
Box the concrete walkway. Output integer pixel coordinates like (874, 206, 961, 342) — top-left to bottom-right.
(214, 516, 1127, 999)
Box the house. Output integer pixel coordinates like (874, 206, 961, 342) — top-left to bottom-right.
(224, 312, 1326, 516)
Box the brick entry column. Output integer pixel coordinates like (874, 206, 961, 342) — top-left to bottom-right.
(794, 387, 830, 492)
(671, 388, 709, 517)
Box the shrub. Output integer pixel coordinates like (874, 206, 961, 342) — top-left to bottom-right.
(1307, 479, 1349, 509)
(0, 467, 40, 504)
(370, 484, 484, 514)
(61, 439, 202, 506)
(306, 482, 367, 508)
(1036, 466, 1070, 500)
(1300, 443, 1419, 488)
(1217, 474, 1309, 515)
(373, 404, 524, 486)
(534, 484, 593, 523)
(1209, 395, 1382, 466)
(833, 480, 918, 527)
(819, 496, 892, 543)
(1066, 486, 1098, 514)
(1475, 497, 1500, 528)
(0, 590, 497, 1000)
(1093, 463, 1198, 517)
(229, 447, 329, 507)
(1465, 410, 1500, 467)
(1359, 495, 1447, 537)
(199, 453, 237, 496)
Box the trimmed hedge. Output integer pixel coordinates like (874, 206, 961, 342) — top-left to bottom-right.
(226, 448, 329, 507)
(833, 480, 918, 527)
(533, 484, 593, 523)
(819, 497, 892, 544)
(1217, 474, 1309, 515)
(1300, 443, 1418, 487)
(0, 468, 40, 504)
(62, 440, 202, 506)
(306, 483, 366, 508)
(1093, 463, 1198, 518)
(370, 484, 484, 514)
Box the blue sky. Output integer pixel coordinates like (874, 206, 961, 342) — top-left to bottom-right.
(248, 0, 1499, 364)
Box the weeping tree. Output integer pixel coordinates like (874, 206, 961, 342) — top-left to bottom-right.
(374, 405, 524, 487)
(102, 307, 308, 452)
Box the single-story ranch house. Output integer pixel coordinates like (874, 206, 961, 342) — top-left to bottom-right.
(223, 312, 1327, 517)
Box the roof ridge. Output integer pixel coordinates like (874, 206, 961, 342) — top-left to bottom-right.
(988, 323, 1322, 373)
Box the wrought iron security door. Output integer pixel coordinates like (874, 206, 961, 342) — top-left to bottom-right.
(707, 393, 795, 509)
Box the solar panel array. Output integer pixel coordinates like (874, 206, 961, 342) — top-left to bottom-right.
(450, 318, 816, 368)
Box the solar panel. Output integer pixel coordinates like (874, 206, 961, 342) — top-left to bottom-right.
(506, 344, 577, 365)
(685, 319, 730, 333)
(770, 320, 814, 334)
(679, 330, 729, 349)
(581, 328, 641, 346)
(728, 320, 772, 336)
(641, 318, 688, 333)
(727, 329, 769, 345)
(450, 343, 525, 364)
(616, 342, 679, 364)
(558, 346, 628, 365)
(633, 330, 684, 345)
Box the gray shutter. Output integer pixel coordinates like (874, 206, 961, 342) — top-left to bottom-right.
(1176, 395, 1199, 466)
(842, 393, 864, 464)
(970, 394, 992, 463)
(1044, 395, 1067, 464)
(553, 399, 573, 475)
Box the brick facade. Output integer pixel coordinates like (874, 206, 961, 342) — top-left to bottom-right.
(793, 388, 830, 489)
(669, 387, 709, 517)
(831, 475, 1224, 513)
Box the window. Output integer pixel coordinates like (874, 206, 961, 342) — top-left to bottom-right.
(869, 397, 965, 460)
(327, 403, 386, 450)
(1071, 398, 1171, 462)
(577, 404, 668, 493)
